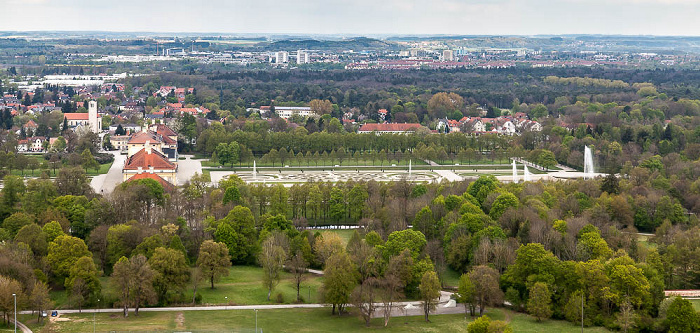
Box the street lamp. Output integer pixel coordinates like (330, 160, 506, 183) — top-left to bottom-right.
(94, 298, 99, 333)
(254, 308, 258, 333)
(12, 293, 16, 333)
(224, 297, 228, 310)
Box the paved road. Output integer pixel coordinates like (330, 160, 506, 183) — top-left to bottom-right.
(9, 318, 32, 333)
(177, 155, 203, 185)
(90, 152, 125, 194)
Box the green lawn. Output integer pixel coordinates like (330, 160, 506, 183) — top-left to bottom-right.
(43, 307, 611, 332)
(193, 266, 324, 305)
(325, 229, 358, 246)
(52, 266, 324, 309)
(690, 299, 700, 311)
(442, 267, 463, 288)
(637, 234, 657, 250)
(0, 314, 49, 333)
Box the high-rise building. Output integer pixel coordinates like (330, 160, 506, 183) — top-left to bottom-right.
(443, 49, 454, 61)
(275, 51, 289, 64)
(297, 50, 310, 64)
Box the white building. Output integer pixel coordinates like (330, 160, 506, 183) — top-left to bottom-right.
(275, 51, 289, 64)
(297, 50, 310, 64)
(268, 106, 314, 119)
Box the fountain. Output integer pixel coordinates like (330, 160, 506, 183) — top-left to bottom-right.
(523, 165, 532, 182)
(584, 146, 595, 179)
(253, 160, 257, 180)
(512, 160, 519, 183)
(408, 160, 412, 178)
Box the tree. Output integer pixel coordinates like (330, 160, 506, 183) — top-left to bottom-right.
(489, 192, 519, 220)
(112, 256, 132, 317)
(536, 149, 557, 170)
(66, 256, 101, 311)
(29, 280, 52, 322)
(351, 277, 380, 327)
(81, 148, 99, 173)
(380, 260, 405, 327)
(197, 240, 231, 289)
(129, 254, 157, 315)
(313, 231, 345, 265)
(1, 175, 25, 219)
(600, 174, 620, 194)
(214, 206, 258, 264)
(427, 92, 464, 119)
(468, 265, 504, 316)
(2, 212, 33, 237)
(457, 273, 476, 318)
(382, 229, 427, 260)
(666, 297, 699, 333)
(323, 252, 357, 315)
(15, 223, 47, 256)
(310, 99, 333, 115)
(419, 270, 441, 322)
(287, 250, 308, 302)
(260, 237, 286, 301)
(527, 282, 552, 321)
(0, 276, 23, 325)
(617, 297, 636, 333)
(55, 167, 92, 196)
(149, 247, 190, 304)
(47, 235, 91, 280)
(215, 141, 240, 167)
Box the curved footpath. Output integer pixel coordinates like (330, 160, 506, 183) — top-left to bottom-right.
(10, 318, 32, 333)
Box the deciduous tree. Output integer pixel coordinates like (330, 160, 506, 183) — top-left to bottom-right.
(196, 240, 231, 289)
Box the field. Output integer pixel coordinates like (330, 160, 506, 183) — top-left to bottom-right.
(10, 154, 112, 177)
(691, 299, 700, 311)
(52, 266, 324, 309)
(34, 307, 612, 333)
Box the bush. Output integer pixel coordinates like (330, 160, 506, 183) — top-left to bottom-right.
(275, 292, 285, 304)
(95, 153, 115, 164)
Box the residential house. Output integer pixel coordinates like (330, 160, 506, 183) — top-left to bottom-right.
(23, 120, 39, 136)
(110, 135, 131, 153)
(122, 146, 178, 185)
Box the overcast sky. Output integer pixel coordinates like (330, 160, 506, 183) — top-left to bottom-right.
(2, 0, 699, 36)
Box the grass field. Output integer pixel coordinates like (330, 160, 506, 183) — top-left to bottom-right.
(9, 153, 112, 178)
(637, 234, 657, 250)
(325, 229, 357, 246)
(691, 299, 700, 311)
(39, 307, 611, 332)
(52, 266, 324, 309)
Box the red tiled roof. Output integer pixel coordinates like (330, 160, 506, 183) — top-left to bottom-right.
(128, 131, 163, 145)
(358, 123, 422, 132)
(126, 172, 174, 190)
(24, 120, 38, 128)
(64, 113, 89, 120)
(64, 113, 101, 120)
(124, 148, 176, 170)
(152, 124, 177, 137)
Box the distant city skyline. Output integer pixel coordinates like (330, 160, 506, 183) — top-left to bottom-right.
(1, 0, 699, 36)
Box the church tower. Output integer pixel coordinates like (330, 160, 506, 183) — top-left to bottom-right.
(88, 100, 99, 133)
